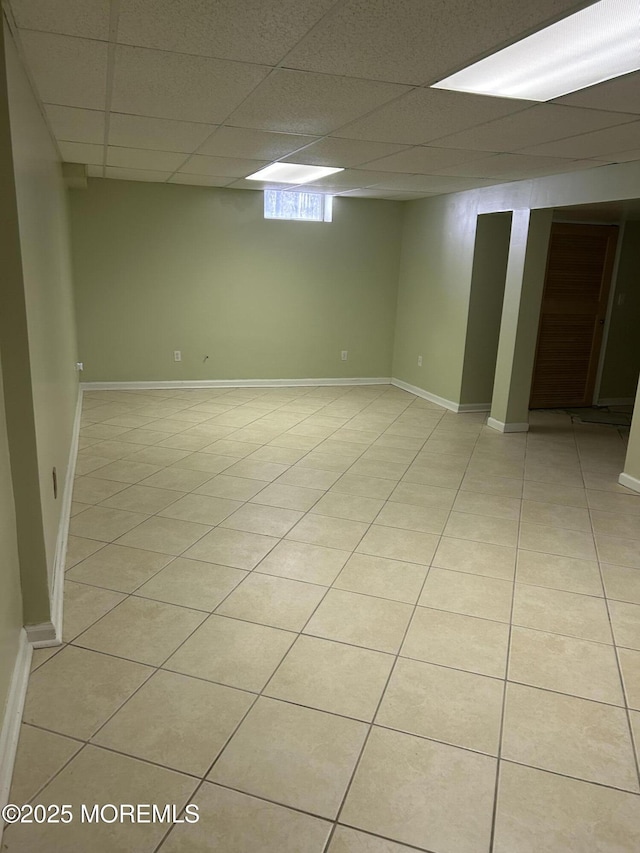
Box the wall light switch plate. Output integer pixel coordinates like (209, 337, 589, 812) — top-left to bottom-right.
(173, 350, 182, 362)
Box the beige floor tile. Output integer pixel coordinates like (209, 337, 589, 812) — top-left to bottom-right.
(583, 470, 634, 492)
(287, 514, 368, 551)
(66, 544, 172, 592)
(70, 501, 91, 517)
(249, 444, 308, 464)
(519, 522, 597, 560)
(297, 452, 353, 474)
(596, 535, 640, 569)
(251, 482, 324, 511)
(216, 572, 326, 631)
(222, 458, 289, 481)
(402, 466, 464, 489)
(220, 503, 303, 537)
(278, 466, 341, 489)
(374, 501, 449, 534)
(388, 480, 457, 509)
(115, 516, 211, 556)
(347, 458, 409, 481)
(341, 726, 495, 853)
(609, 599, 640, 650)
(460, 472, 523, 498)
(508, 626, 623, 705)
(630, 710, 640, 765)
(521, 500, 591, 532)
(74, 453, 113, 476)
(331, 473, 396, 499)
(376, 658, 503, 754)
(592, 510, 640, 541)
(311, 492, 385, 523)
(305, 589, 413, 653)
(139, 466, 215, 491)
(156, 493, 241, 526)
(502, 683, 638, 791)
(136, 557, 246, 611)
(100, 484, 183, 514)
(356, 524, 438, 565)
(93, 670, 253, 776)
(334, 553, 427, 604)
(433, 537, 516, 580)
(160, 783, 331, 853)
(209, 697, 367, 819)
(419, 568, 513, 622)
(618, 647, 640, 710)
(195, 473, 269, 500)
(9, 724, 82, 805)
(586, 489, 640, 516)
(601, 563, 640, 604)
(75, 596, 206, 666)
(453, 491, 521, 520)
(62, 581, 126, 641)
(515, 550, 603, 596)
(522, 480, 588, 507)
(65, 535, 107, 569)
(69, 505, 148, 542)
(122, 445, 193, 467)
(494, 761, 640, 853)
(2, 746, 197, 853)
(444, 512, 518, 547)
(513, 584, 612, 643)
(23, 645, 151, 739)
(256, 539, 349, 585)
(328, 826, 417, 852)
(402, 606, 509, 678)
(170, 451, 237, 473)
(265, 635, 393, 721)
(202, 438, 261, 458)
(30, 646, 61, 671)
(183, 527, 278, 569)
(524, 463, 584, 487)
(73, 476, 129, 504)
(89, 459, 163, 484)
(165, 614, 295, 691)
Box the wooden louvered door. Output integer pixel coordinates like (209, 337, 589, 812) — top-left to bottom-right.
(529, 223, 618, 408)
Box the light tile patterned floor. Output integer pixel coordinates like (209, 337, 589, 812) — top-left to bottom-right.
(5, 385, 640, 852)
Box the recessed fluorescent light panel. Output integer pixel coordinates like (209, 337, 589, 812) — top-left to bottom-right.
(246, 162, 343, 184)
(432, 0, 640, 101)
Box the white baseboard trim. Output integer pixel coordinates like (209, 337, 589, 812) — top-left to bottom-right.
(0, 629, 32, 813)
(81, 377, 393, 391)
(390, 378, 490, 413)
(619, 472, 640, 494)
(596, 397, 635, 407)
(487, 417, 530, 433)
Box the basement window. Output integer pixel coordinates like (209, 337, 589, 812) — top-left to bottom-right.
(264, 189, 333, 223)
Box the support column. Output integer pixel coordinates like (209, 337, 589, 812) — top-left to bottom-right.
(619, 380, 640, 493)
(488, 208, 553, 432)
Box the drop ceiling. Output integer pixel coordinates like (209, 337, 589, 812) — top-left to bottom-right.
(3, 0, 640, 199)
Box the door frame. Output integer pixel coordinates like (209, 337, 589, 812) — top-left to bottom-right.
(592, 219, 626, 404)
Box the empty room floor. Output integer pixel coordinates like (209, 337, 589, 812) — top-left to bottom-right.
(4, 384, 640, 852)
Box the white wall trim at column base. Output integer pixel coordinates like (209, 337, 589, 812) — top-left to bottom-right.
(81, 377, 393, 391)
(618, 472, 640, 494)
(487, 417, 530, 433)
(390, 379, 490, 413)
(0, 629, 32, 819)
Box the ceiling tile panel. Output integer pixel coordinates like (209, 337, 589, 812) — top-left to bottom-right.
(178, 155, 269, 177)
(590, 147, 640, 163)
(108, 114, 216, 153)
(168, 174, 235, 187)
(370, 173, 497, 191)
(339, 189, 436, 199)
(430, 104, 639, 152)
(58, 141, 104, 165)
(106, 146, 187, 170)
(226, 179, 304, 191)
(302, 169, 397, 189)
(86, 164, 103, 177)
(117, 0, 336, 65)
(432, 152, 600, 179)
(282, 0, 590, 85)
(20, 31, 108, 110)
(556, 70, 640, 115)
(111, 45, 270, 123)
(45, 105, 105, 144)
(225, 69, 411, 136)
(519, 121, 640, 159)
(336, 88, 529, 145)
(282, 137, 409, 167)
(105, 167, 172, 182)
(198, 127, 318, 160)
(360, 145, 496, 173)
(11, 0, 110, 40)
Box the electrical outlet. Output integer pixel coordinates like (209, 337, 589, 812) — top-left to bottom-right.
(173, 350, 182, 362)
(341, 350, 348, 361)
(418, 355, 423, 367)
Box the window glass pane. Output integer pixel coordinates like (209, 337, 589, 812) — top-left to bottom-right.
(264, 190, 332, 222)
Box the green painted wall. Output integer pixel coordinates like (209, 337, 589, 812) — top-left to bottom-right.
(599, 221, 640, 402)
(70, 180, 403, 382)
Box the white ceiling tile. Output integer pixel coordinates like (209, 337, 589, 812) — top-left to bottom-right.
(302, 169, 393, 189)
(282, 0, 586, 85)
(105, 167, 172, 182)
(591, 147, 640, 163)
(106, 147, 187, 170)
(111, 45, 269, 123)
(86, 164, 103, 177)
(226, 69, 410, 136)
(108, 114, 216, 153)
(361, 145, 496, 173)
(198, 127, 318, 160)
(11, 0, 110, 40)
(430, 104, 639, 152)
(226, 179, 296, 191)
(179, 155, 269, 177)
(337, 88, 528, 145)
(555, 70, 640, 115)
(19, 31, 108, 110)
(58, 141, 103, 165)
(519, 121, 640, 159)
(167, 174, 235, 187)
(432, 152, 600, 179)
(45, 105, 105, 144)
(338, 189, 434, 199)
(369, 173, 497, 192)
(283, 137, 409, 167)
(117, 0, 336, 65)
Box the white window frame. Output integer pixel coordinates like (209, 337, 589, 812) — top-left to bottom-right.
(264, 189, 333, 223)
